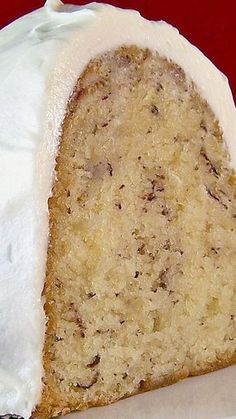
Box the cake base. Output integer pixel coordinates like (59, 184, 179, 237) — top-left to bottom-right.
(35, 47, 236, 418)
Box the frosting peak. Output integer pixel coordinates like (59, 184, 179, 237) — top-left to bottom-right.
(45, 0, 63, 10)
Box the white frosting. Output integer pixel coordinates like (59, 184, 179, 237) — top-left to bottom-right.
(0, 1, 235, 417)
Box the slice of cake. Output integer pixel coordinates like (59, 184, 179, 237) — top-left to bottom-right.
(0, 1, 235, 418)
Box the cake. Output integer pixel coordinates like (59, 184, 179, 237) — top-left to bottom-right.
(0, 1, 235, 418)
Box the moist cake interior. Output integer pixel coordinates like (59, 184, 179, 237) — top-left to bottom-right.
(38, 46, 236, 418)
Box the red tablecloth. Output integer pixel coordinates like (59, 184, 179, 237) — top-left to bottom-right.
(1, 0, 235, 99)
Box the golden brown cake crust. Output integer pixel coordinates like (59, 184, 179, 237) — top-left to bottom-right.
(34, 357, 236, 418)
(34, 46, 236, 419)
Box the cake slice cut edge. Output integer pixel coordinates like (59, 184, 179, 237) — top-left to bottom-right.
(35, 46, 236, 418)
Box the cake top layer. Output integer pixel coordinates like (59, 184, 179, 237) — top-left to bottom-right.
(0, 1, 235, 418)
(1, 0, 236, 168)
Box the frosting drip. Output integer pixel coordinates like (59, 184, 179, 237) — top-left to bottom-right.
(0, 2, 235, 417)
